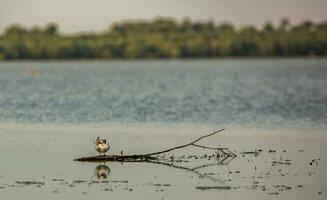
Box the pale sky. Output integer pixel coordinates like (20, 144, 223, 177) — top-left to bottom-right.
(0, 0, 326, 33)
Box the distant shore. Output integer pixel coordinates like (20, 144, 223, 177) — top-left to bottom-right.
(0, 56, 326, 62)
(1, 18, 326, 60)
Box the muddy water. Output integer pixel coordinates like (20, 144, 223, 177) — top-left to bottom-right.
(0, 124, 326, 200)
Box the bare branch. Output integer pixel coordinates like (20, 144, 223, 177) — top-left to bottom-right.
(74, 128, 236, 163)
(140, 128, 225, 157)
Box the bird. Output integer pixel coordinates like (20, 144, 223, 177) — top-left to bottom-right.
(95, 136, 110, 156)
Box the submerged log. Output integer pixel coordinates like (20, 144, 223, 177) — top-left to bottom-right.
(74, 154, 157, 162)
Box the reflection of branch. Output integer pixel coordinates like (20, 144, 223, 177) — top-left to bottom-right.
(145, 160, 228, 183)
(192, 160, 231, 171)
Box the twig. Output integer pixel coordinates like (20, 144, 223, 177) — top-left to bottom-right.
(192, 143, 223, 150)
(140, 128, 225, 157)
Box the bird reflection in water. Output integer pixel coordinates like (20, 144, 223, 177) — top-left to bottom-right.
(95, 164, 110, 179)
(89, 153, 235, 182)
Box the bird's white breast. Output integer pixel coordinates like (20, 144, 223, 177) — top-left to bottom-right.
(95, 143, 110, 153)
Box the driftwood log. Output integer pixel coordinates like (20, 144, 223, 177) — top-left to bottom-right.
(74, 128, 236, 162)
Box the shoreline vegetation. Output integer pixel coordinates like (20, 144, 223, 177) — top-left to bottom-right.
(0, 17, 326, 60)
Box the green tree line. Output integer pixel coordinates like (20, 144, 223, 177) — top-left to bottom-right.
(0, 18, 326, 59)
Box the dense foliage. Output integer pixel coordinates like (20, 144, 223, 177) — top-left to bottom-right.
(0, 18, 326, 59)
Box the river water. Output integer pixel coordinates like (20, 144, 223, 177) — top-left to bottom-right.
(0, 59, 326, 127)
(0, 59, 326, 200)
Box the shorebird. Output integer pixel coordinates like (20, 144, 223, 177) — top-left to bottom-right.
(95, 136, 110, 156)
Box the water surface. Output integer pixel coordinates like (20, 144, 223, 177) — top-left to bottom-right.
(0, 59, 326, 199)
(0, 124, 326, 200)
(0, 59, 326, 127)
